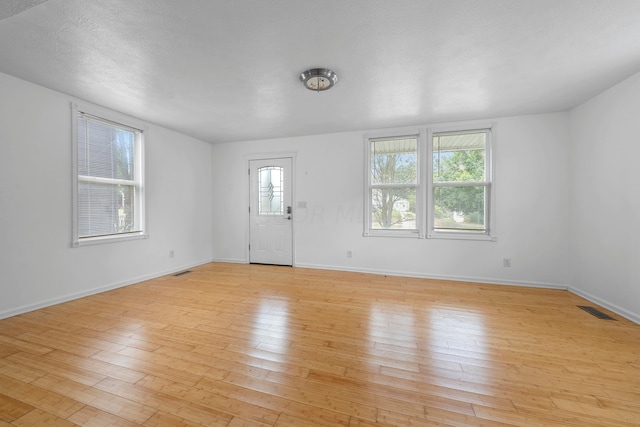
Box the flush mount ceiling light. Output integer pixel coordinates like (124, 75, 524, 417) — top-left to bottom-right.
(299, 68, 338, 92)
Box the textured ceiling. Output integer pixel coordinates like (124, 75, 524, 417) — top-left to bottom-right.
(1, 0, 640, 143)
(0, 0, 49, 21)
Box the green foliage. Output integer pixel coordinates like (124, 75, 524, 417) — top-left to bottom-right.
(370, 138, 488, 230)
(433, 149, 485, 217)
(434, 149, 484, 182)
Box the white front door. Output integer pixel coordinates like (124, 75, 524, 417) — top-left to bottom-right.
(249, 158, 293, 265)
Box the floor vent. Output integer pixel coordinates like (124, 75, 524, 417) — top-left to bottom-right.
(173, 270, 192, 277)
(578, 305, 616, 320)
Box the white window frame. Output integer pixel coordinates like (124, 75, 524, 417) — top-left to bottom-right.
(427, 123, 495, 241)
(364, 128, 424, 238)
(71, 103, 148, 247)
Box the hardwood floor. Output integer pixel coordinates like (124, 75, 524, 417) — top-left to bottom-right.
(0, 263, 639, 426)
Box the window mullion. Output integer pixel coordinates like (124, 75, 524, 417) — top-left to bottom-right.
(432, 181, 489, 188)
(370, 184, 418, 189)
(78, 175, 136, 186)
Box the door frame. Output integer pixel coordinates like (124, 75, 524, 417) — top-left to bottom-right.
(244, 152, 297, 265)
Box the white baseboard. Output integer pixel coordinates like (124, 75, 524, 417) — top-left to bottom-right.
(293, 262, 568, 290)
(211, 257, 248, 264)
(568, 286, 640, 325)
(13, 259, 636, 327)
(295, 262, 639, 325)
(0, 258, 214, 320)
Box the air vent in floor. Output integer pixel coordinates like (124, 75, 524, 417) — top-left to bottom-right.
(173, 270, 192, 277)
(578, 305, 616, 320)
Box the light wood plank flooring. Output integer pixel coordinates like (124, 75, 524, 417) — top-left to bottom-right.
(0, 262, 639, 426)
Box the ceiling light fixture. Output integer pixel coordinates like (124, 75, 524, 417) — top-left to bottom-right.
(299, 68, 338, 92)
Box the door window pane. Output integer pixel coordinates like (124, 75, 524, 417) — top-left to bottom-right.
(258, 166, 284, 215)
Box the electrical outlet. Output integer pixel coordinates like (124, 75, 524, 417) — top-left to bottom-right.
(347, 250, 353, 258)
(169, 250, 175, 258)
(503, 258, 511, 267)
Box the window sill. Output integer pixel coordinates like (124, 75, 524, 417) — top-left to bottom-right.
(427, 231, 496, 241)
(364, 230, 422, 238)
(73, 233, 149, 247)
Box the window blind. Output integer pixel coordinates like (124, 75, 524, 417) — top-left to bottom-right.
(77, 113, 141, 238)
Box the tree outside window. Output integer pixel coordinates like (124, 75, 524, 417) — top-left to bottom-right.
(432, 131, 489, 232)
(369, 136, 418, 230)
(364, 126, 492, 239)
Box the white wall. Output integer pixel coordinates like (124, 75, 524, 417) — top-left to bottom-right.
(7, 66, 638, 323)
(4, 66, 639, 322)
(0, 72, 213, 319)
(569, 71, 640, 323)
(212, 113, 571, 288)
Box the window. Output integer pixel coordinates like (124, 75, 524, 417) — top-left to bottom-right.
(364, 124, 494, 240)
(258, 166, 284, 215)
(72, 104, 146, 246)
(429, 128, 493, 239)
(365, 132, 421, 236)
